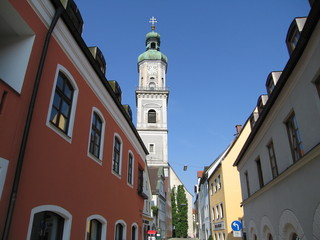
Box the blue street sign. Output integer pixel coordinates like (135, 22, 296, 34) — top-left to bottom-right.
(231, 221, 242, 231)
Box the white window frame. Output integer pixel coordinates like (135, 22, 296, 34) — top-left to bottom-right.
(212, 207, 215, 222)
(85, 214, 107, 240)
(216, 205, 219, 220)
(114, 219, 127, 240)
(131, 223, 139, 240)
(127, 151, 135, 187)
(147, 109, 157, 123)
(46, 64, 79, 142)
(112, 133, 123, 178)
(87, 107, 105, 164)
(0, 0, 35, 93)
(27, 205, 72, 240)
(219, 203, 224, 219)
(149, 143, 155, 153)
(214, 178, 217, 192)
(0, 157, 9, 199)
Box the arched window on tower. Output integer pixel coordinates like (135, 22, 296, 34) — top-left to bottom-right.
(148, 110, 156, 123)
(151, 42, 156, 49)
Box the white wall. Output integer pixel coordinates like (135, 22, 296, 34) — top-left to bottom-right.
(237, 17, 320, 240)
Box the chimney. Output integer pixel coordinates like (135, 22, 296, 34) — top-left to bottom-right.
(197, 171, 203, 179)
(235, 125, 242, 135)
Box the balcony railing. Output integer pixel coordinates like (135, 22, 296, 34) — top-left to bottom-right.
(136, 87, 169, 91)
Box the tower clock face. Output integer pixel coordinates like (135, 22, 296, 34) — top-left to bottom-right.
(147, 64, 158, 75)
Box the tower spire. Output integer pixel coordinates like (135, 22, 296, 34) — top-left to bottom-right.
(149, 16, 157, 31)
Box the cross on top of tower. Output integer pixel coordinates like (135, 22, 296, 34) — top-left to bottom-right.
(149, 16, 157, 31)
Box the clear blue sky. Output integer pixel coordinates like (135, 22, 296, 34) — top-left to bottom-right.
(75, 0, 310, 196)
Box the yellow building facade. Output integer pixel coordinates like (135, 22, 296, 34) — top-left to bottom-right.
(208, 121, 251, 239)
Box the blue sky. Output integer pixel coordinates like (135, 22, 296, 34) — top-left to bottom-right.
(75, 0, 310, 195)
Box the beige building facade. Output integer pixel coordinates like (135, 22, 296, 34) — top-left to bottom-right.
(208, 122, 251, 239)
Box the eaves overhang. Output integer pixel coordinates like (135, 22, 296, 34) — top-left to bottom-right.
(234, 2, 320, 167)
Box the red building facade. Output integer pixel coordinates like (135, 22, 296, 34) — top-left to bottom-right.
(0, 0, 149, 239)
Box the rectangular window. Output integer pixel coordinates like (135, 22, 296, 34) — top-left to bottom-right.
(50, 73, 74, 133)
(212, 207, 215, 221)
(267, 141, 279, 178)
(138, 168, 144, 193)
(149, 144, 154, 153)
(220, 203, 224, 219)
(113, 137, 121, 174)
(214, 178, 217, 192)
(89, 112, 102, 159)
(285, 112, 304, 162)
(128, 154, 133, 185)
(256, 157, 264, 188)
(210, 183, 214, 196)
(244, 171, 251, 197)
(217, 175, 221, 189)
(216, 205, 219, 220)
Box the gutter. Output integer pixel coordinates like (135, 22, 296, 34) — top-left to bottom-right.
(2, 4, 64, 239)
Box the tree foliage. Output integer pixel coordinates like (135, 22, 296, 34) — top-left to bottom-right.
(151, 205, 158, 217)
(172, 185, 188, 238)
(171, 187, 178, 237)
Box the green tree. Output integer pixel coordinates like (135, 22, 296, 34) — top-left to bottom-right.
(176, 185, 188, 237)
(171, 187, 178, 237)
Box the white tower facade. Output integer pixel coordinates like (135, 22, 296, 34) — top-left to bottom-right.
(136, 19, 169, 167)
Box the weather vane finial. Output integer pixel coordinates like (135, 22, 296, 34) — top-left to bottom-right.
(149, 16, 157, 31)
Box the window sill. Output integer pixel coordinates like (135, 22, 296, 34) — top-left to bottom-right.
(241, 143, 320, 206)
(47, 122, 72, 143)
(88, 153, 103, 166)
(112, 171, 122, 180)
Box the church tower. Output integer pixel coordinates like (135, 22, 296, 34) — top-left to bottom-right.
(136, 17, 169, 167)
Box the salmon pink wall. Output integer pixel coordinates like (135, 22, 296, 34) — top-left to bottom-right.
(2, 0, 146, 239)
(0, 0, 60, 235)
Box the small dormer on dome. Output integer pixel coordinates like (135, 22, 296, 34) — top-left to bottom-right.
(146, 31, 161, 51)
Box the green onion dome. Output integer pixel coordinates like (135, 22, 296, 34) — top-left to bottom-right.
(138, 31, 168, 63)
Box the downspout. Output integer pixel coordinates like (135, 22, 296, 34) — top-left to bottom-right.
(2, 5, 64, 240)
